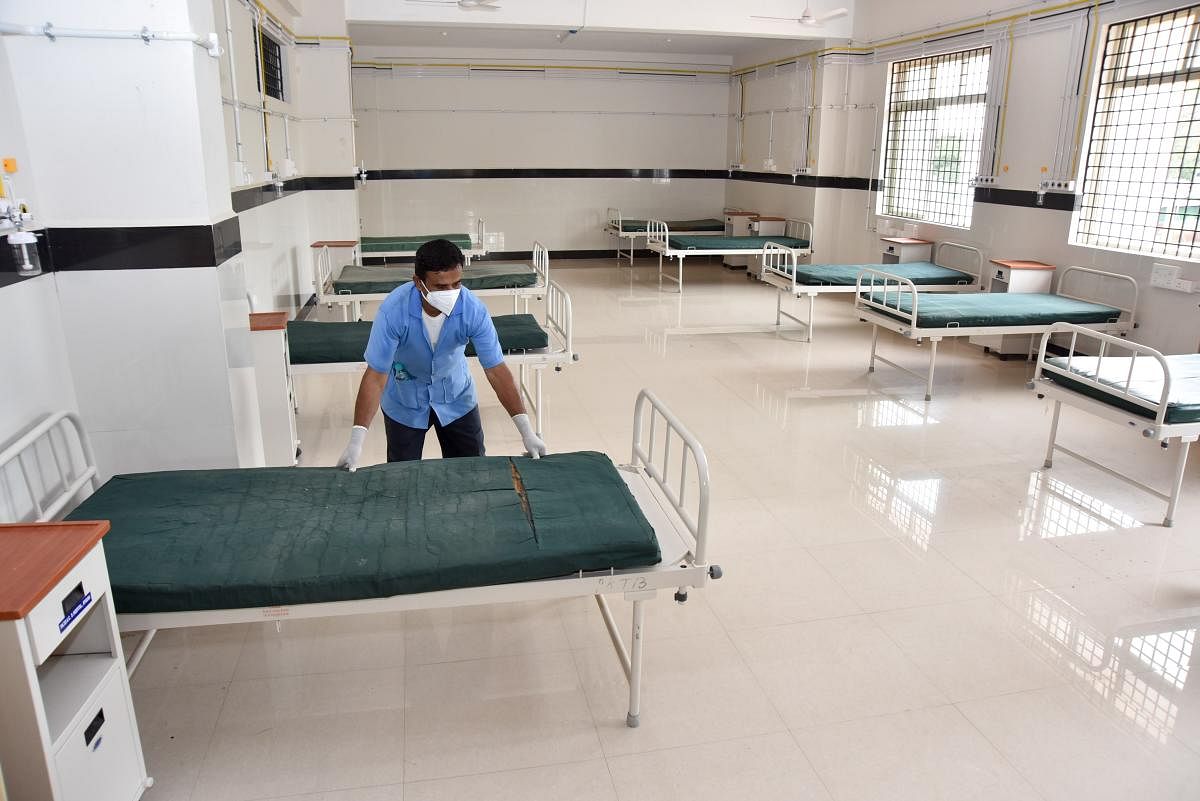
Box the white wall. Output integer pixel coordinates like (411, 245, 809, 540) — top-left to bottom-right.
(352, 46, 730, 250)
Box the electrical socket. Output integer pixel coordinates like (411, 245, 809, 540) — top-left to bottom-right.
(792, 166, 812, 176)
(1151, 262, 1181, 288)
(1039, 179, 1076, 192)
(1173, 278, 1195, 293)
(973, 175, 997, 185)
(728, 163, 744, 171)
(762, 157, 777, 171)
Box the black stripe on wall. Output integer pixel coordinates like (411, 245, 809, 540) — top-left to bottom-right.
(973, 186, 1080, 211)
(363, 248, 654, 265)
(0, 217, 242, 282)
(231, 176, 357, 213)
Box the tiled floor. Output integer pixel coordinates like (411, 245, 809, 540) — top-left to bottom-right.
(134, 258, 1200, 800)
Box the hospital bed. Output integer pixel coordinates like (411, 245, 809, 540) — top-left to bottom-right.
(645, 218, 813, 293)
(0, 390, 722, 731)
(359, 217, 487, 263)
(761, 241, 985, 342)
(289, 280, 578, 438)
(1030, 323, 1200, 527)
(855, 266, 1139, 401)
(315, 241, 549, 322)
(605, 208, 726, 265)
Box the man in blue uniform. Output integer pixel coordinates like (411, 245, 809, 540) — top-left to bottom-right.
(335, 238, 547, 469)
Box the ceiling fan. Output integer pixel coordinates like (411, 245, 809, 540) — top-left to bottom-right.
(753, 3, 848, 27)
(405, 0, 502, 10)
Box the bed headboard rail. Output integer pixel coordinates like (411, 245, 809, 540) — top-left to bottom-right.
(545, 280, 575, 359)
(1034, 323, 1171, 428)
(933, 241, 984, 282)
(646, 219, 669, 249)
(761, 241, 800, 288)
(855, 269, 921, 325)
(1057, 266, 1139, 326)
(606, 207, 621, 229)
(533, 240, 551, 286)
(0, 412, 98, 523)
(631, 389, 711, 565)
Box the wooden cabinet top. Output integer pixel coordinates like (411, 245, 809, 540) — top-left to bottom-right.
(0, 522, 109, 620)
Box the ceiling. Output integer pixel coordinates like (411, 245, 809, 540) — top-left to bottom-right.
(348, 24, 809, 59)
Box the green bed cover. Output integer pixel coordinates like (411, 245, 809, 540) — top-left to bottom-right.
(667, 234, 810, 251)
(66, 452, 661, 614)
(1043, 354, 1200, 425)
(861, 291, 1121, 329)
(360, 233, 473, 253)
(287, 314, 549, 365)
(620, 218, 725, 233)
(782, 261, 975, 287)
(332, 263, 538, 294)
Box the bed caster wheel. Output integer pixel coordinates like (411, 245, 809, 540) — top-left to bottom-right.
(674, 590, 688, 603)
(1164, 518, 1175, 527)
(1043, 460, 1053, 469)
(626, 713, 640, 728)
(708, 565, 723, 580)
(144, 778, 156, 789)
(555, 366, 563, 372)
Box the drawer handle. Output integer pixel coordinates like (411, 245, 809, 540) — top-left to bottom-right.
(58, 582, 93, 633)
(996, 270, 1004, 279)
(84, 708, 105, 747)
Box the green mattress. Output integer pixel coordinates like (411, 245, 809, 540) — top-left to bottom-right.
(1043, 354, 1200, 425)
(66, 452, 661, 614)
(332, 263, 538, 294)
(620, 218, 725, 233)
(360, 233, 473, 253)
(861, 291, 1122, 329)
(287, 314, 550, 365)
(667, 234, 810, 251)
(782, 261, 975, 287)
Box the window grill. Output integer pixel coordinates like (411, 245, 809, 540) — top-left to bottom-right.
(1075, 5, 1200, 258)
(255, 26, 285, 102)
(880, 47, 991, 228)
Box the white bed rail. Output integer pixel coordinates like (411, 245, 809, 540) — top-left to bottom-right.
(784, 218, 814, 252)
(1034, 323, 1172, 428)
(473, 217, 487, 249)
(645, 218, 669, 251)
(630, 389, 712, 567)
(544, 279, 575, 361)
(533, 240, 550, 287)
(0, 412, 98, 523)
(934, 241, 984, 285)
(762, 240, 803, 290)
(855, 268, 921, 325)
(1057, 266, 1139, 326)
(606, 207, 622, 231)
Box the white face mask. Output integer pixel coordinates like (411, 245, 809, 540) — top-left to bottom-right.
(418, 279, 461, 316)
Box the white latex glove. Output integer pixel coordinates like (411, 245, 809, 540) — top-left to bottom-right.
(336, 425, 368, 472)
(512, 413, 547, 459)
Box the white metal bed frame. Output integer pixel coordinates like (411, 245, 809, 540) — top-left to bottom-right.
(761, 240, 985, 342)
(0, 390, 722, 728)
(604, 207, 728, 266)
(289, 280, 579, 438)
(361, 217, 488, 263)
(314, 238, 547, 322)
(855, 265, 1139, 401)
(645, 218, 814, 293)
(1030, 323, 1199, 527)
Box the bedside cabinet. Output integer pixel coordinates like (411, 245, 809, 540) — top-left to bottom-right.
(880, 237, 933, 263)
(970, 259, 1056, 356)
(0, 522, 151, 801)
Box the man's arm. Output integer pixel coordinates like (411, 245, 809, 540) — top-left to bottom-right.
(353, 367, 389, 427)
(484, 362, 547, 458)
(483, 362, 525, 417)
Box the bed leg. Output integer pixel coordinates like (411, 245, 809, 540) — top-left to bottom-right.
(626, 599, 646, 728)
(925, 338, 939, 401)
(1164, 438, 1193, 527)
(535, 368, 544, 438)
(676, 256, 684, 294)
(807, 293, 815, 343)
(868, 325, 879, 372)
(775, 290, 782, 327)
(658, 253, 663, 289)
(1043, 400, 1062, 469)
(125, 629, 158, 677)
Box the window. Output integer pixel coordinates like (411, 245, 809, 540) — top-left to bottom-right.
(880, 47, 992, 228)
(254, 25, 285, 102)
(1074, 6, 1200, 258)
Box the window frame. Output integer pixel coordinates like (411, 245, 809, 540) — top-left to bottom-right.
(253, 23, 287, 103)
(877, 46, 994, 230)
(1071, 4, 1200, 261)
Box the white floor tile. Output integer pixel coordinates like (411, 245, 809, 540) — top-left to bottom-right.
(235, 613, 406, 680)
(403, 759, 616, 801)
(130, 624, 249, 690)
(731, 615, 948, 728)
(404, 601, 571, 664)
(606, 733, 832, 801)
(403, 651, 601, 781)
(792, 705, 1042, 801)
(134, 683, 227, 801)
(705, 546, 862, 630)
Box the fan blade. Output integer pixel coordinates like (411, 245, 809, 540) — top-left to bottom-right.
(816, 7, 849, 22)
(751, 15, 802, 21)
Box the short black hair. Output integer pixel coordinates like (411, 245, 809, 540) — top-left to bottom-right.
(414, 238, 465, 278)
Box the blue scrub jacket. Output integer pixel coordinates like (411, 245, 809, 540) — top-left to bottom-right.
(364, 282, 504, 428)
